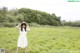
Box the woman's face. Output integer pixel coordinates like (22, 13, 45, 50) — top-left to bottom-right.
(22, 25, 26, 28)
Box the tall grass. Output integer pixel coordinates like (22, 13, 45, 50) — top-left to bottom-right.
(0, 26, 80, 53)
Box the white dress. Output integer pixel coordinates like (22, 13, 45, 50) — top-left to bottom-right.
(17, 28, 30, 48)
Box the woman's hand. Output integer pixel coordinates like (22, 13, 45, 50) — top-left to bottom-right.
(16, 23, 21, 30)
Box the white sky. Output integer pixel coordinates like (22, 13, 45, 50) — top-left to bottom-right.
(0, 0, 80, 21)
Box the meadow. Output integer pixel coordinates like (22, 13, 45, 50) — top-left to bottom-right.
(0, 26, 80, 53)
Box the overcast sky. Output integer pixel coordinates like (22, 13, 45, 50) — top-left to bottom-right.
(0, 0, 80, 21)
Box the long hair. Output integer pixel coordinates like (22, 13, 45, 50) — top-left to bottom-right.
(21, 23, 27, 31)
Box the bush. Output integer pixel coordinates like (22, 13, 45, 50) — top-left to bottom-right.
(29, 23, 41, 27)
(0, 23, 16, 27)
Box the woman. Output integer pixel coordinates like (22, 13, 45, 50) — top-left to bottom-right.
(16, 22, 30, 53)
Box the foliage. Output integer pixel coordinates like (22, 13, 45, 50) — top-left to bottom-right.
(0, 7, 61, 26)
(62, 20, 80, 27)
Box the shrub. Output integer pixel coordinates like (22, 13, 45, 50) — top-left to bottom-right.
(0, 23, 16, 27)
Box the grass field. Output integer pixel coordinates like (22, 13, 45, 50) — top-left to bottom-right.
(0, 26, 80, 53)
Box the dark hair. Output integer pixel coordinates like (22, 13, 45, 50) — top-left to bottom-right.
(21, 23, 27, 31)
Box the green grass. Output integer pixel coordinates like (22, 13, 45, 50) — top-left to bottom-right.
(0, 26, 80, 53)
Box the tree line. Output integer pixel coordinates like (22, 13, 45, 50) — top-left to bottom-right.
(0, 7, 80, 27)
(62, 20, 80, 27)
(0, 7, 61, 27)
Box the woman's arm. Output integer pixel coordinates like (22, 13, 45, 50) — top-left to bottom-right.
(16, 23, 21, 30)
(27, 24, 30, 31)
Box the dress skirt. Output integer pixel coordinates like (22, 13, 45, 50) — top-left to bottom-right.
(17, 30, 28, 48)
